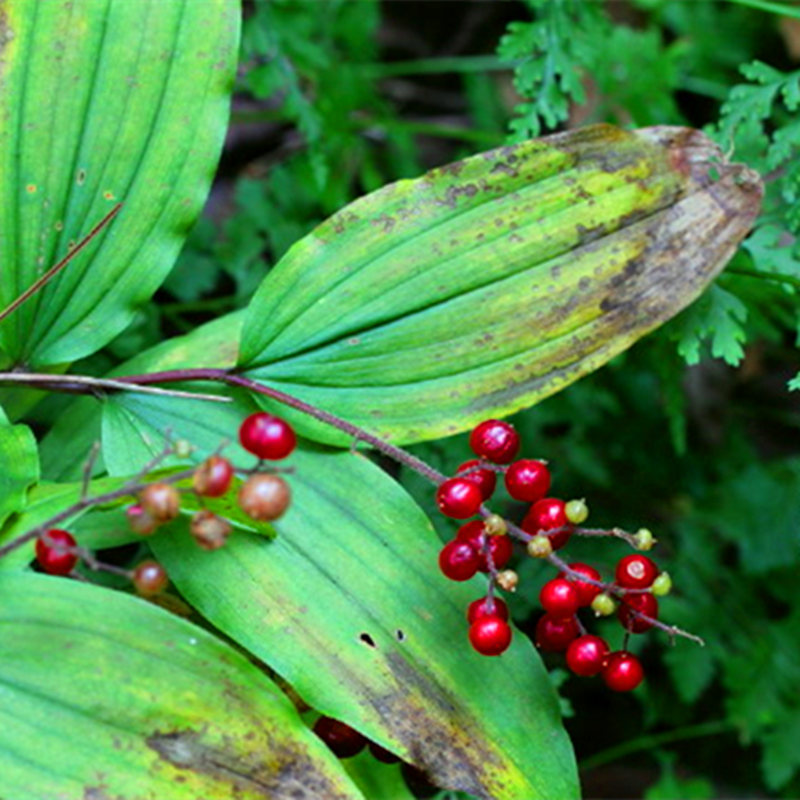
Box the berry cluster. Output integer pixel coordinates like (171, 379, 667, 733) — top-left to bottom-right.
(435, 418, 681, 691)
(33, 412, 297, 597)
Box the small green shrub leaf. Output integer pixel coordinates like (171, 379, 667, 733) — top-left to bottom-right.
(0, 406, 39, 529)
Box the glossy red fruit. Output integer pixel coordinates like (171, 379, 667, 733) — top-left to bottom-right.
(456, 522, 513, 572)
(535, 614, 579, 652)
(435, 477, 483, 519)
(469, 419, 520, 464)
(456, 459, 497, 500)
(504, 459, 551, 503)
(239, 412, 296, 460)
(313, 717, 366, 758)
(36, 529, 78, 576)
(566, 635, 609, 677)
(468, 616, 512, 656)
(561, 562, 602, 606)
(615, 554, 659, 589)
(522, 497, 572, 550)
(192, 455, 234, 497)
(602, 651, 644, 691)
(539, 578, 581, 617)
(618, 592, 659, 633)
(467, 596, 509, 624)
(439, 540, 480, 581)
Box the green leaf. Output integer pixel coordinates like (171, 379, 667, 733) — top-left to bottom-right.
(0, 405, 39, 528)
(102, 393, 578, 800)
(0, 572, 363, 799)
(0, 0, 239, 366)
(238, 125, 762, 446)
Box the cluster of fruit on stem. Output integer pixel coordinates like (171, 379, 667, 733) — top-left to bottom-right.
(435, 418, 695, 692)
(28, 412, 297, 595)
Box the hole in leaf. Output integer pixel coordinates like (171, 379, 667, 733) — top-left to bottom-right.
(359, 633, 376, 648)
(396, 629, 406, 642)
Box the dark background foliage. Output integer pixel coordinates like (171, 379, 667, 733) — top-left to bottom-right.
(52, 1, 800, 797)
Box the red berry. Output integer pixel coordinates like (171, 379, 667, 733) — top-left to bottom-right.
(313, 717, 366, 758)
(618, 592, 658, 633)
(561, 562, 602, 606)
(504, 459, 551, 503)
(469, 419, 520, 464)
(535, 614, 579, 651)
(368, 741, 400, 764)
(35, 529, 78, 576)
(456, 459, 497, 500)
(238, 474, 291, 521)
(467, 596, 509, 624)
(615, 554, 659, 589)
(456, 522, 513, 572)
(132, 560, 169, 596)
(468, 616, 512, 656)
(192, 455, 234, 497)
(522, 498, 572, 550)
(539, 578, 580, 617)
(438, 540, 480, 581)
(139, 483, 180, 523)
(566, 635, 609, 677)
(239, 412, 296, 460)
(126, 504, 159, 536)
(436, 477, 483, 519)
(602, 651, 644, 691)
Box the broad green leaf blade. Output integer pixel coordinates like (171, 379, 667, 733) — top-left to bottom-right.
(238, 124, 762, 446)
(100, 391, 578, 800)
(0, 0, 239, 366)
(0, 406, 39, 528)
(0, 573, 364, 800)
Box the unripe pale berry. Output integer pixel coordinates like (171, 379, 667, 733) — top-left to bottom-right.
(238, 474, 291, 521)
(239, 412, 296, 460)
(192, 455, 234, 498)
(566, 634, 609, 677)
(468, 616, 512, 656)
(439, 540, 480, 581)
(313, 717, 366, 758)
(139, 483, 180, 523)
(564, 498, 589, 525)
(618, 592, 658, 633)
(190, 510, 232, 551)
(126, 504, 159, 536)
(173, 439, 194, 459)
(560, 562, 602, 606)
(591, 592, 616, 616)
(456, 459, 497, 501)
(633, 527, 656, 550)
(36, 529, 78, 576)
(467, 596, 509, 624)
(652, 571, 672, 596)
(133, 560, 169, 596)
(602, 651, 644, 691)
(469, 419, 520, 464)
(535, 614, 579, 651)
(435, 477, 483, 519)
(496, 569, 519, 592)
(504, 459, 550, 503)
(539, 578, 581, 617)
(483, 513, 507, 537)
(616, 554, 659, 589)
(526, 536, 553, 559)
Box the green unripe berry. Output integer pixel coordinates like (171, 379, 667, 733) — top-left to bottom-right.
(526, 536, 553, 559)
(174, 439, 194, 459)
(633, 528, 656, 551)
(591, 592, 616, 616)
(652, 571, 672, 596)
(565, 498, 588, 525)
(484, 514, 507, 537)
